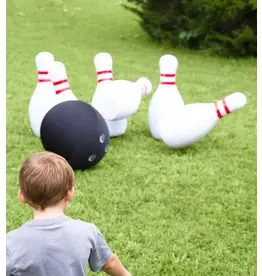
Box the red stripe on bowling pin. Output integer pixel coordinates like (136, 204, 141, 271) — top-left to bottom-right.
(97, 70, 113, 83)
(38, 71, 51, 82)
(53, 79, 70, 95)
(160, 73, 176, 85)
(214, 98, 231, 119)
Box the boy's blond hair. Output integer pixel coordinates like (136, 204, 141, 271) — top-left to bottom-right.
(19, 151, 75, 211)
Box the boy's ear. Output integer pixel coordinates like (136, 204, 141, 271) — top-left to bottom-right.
(18, 189, 27, 204)
(65, 186, 75, 202)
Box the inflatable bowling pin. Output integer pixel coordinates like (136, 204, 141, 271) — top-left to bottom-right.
(148, 54, 184, 140)
(159, 92, 247, 148)
(28, 52, 55, 137)
(91, 52, 127, 137)
(49, 61, 78, 108)
(91, 52, 152, 134)
(98, 77, 152, 120)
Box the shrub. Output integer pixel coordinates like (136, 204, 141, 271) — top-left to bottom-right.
(124, 0, 257, 57)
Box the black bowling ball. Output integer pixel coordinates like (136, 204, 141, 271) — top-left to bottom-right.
(40, 100, 110, 170)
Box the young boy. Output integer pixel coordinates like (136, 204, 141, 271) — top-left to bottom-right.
(6, 151, 131, 276)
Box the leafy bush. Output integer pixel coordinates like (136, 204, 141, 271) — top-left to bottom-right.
(124, 0, 257, 57)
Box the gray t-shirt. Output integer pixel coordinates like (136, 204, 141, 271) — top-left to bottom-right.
(6, 215, 112, 276)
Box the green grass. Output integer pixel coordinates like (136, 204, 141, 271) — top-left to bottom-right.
(6, 0, 257, 275)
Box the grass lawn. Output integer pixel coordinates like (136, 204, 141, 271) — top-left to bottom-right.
(6, 0, 257, 275)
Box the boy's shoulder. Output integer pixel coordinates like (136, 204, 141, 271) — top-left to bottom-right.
(66, 217, 97, 228)
(6, 218, 103, 257)
(6, 217, 100, 243)
(69, 219, 103, 241)
(6, 226, 24, 240)
(68, 218, 99, 232)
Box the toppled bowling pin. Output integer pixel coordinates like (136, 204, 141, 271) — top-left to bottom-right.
(92, 52, 127, 137)
(28, 52, 56, 137)
(148, 54, 184, 140)
(94, 77, 152, 120)
(159, 92, 247, 148)
(91, 52, 152, 135)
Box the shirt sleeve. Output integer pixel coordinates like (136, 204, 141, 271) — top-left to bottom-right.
(88, 225, 113, 272)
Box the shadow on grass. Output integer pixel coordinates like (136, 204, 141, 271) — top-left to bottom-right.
(133, 127, 226, 156)
(55, 126, 227, 174)
(127, 127, 201, 154)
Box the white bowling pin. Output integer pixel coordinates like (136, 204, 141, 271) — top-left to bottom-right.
(92, 52, 127, 137)
(99, 77, 152, 120)
(159, 92, 247, 148)
(91, 53, 152, 136)
(148, 54, 184, 140)
(28, 52, 56, 137)
(49, 61, 78, 108)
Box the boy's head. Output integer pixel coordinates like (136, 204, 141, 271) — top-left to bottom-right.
(18, 151, 75, 211)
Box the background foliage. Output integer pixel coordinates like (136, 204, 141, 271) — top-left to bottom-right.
(124, 0, 257, 57)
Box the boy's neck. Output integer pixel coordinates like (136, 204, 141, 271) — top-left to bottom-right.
(33, 204, 66, 220)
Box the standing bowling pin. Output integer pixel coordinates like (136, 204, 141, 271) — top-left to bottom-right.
(92, 52, 128, 137)
(28, 52, 55, 137)
(49, 61, 78, 108)
(159, 92, 247, 148)
(148, 54, 184, 140)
